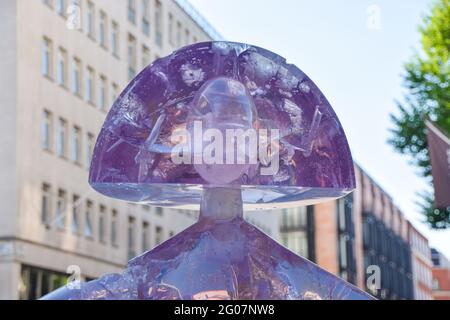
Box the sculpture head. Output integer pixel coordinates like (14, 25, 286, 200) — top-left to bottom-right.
(89, 41, 355, 210)
(44, 42, 374, 302)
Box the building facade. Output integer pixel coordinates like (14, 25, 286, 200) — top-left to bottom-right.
(408, 222, 433, 299)
(357, 165, 414, 299)
(431, 248, 450, 300)
(280, 164, 418, 299)
(0, 0, 278, 300)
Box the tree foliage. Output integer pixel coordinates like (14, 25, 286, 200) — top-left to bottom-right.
(389, 0, 450, 228)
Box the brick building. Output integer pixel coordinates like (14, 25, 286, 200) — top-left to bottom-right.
(431, 248, 450, 300)
(281, 164, 423, 299)
(408, 222, 433, 299)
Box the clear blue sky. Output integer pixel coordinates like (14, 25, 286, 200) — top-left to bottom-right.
(189, 0, 450, 257)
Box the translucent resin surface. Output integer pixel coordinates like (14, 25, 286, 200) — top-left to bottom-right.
(42, 42, 372, 301)
(43, 189, 372, 300)
(89, 42, 355, 210)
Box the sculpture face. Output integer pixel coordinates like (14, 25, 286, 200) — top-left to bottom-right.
(188, 77, 258, 185)
(89, 41, 355, 209)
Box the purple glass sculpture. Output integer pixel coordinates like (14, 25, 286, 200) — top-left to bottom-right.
(43, 41, 373, 300)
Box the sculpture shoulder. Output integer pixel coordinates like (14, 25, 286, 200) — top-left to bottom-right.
(40, 283, 82, 300)
(41, 272, 139, 300)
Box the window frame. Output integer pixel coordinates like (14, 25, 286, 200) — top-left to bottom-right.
(41, 183, 52, 227)
(56, 117, 67, 158)
(55, 188, 67, 230)
(71, 126, 82, 164)
(41, 110, 53, 152)
(99, 11, 108, 49)
(41, 37, 53, 79)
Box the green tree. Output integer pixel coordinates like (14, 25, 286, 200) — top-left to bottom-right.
(389, 0, 450, 229)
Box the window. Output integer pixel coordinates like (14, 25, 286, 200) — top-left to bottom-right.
(86, 1, 95, 39)
(154, 0, 162, 47)
(41, 183, 51, 226)
(111, 21, 120, 57)
(99, 76, 107, 111)
(99, 205, 106, 243)
(155, 225, 163, 245)
(97, 11, 108, 47)
(193, 36, 198, 44)
(337, 195, 356, 284)
(41, 110, 52, 151)
(41, 37, 53, 78)
(72, 57, 82, 96)
(176, 21, 182, 47)
(142, 221, 150, 251)
(71, 194, 80, 234)
(288, 231, 308, 257)
(84, 200, 93, 238)
(168, 13, 174, 45)
(362, 216, 371, 248)
(55, 189, 67, 229)
(127, 34, 137, 80)
(67, 0, 82, 30)
(111, 209, 118, 247)
(86, 132, 94, 168)
(56, 48, 67, 87)
(99, 11, 107, 48)
(184, 28, 190, 46)
(128, 216, 136, 259)
(279, 206, 315, 261)
(339, 234, 348, 268)
(111, 83, 119, 103)
(56, 0, 65, 16)
(281, 207, 307, 229)
(142, 0, 150, 36)
(338, 199, 346, 231)
(433, 278, 439, 290)
(20, 265, 68, 300)
(56, 118, 67, 158)
(155, 207, 163, 216)
(128, 0, 136, 24)
(71, 126, 81, 164)
(86, 66, 95, 105)
(142, 45, 150, 68)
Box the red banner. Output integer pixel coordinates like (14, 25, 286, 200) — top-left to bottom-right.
(426, 120, 450, 209)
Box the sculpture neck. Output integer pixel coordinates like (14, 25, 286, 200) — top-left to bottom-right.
(199, 187, 243, 221)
